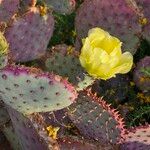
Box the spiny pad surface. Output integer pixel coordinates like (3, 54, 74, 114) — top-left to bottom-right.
(121, 125, 150, 150)
(0, 65, 77, 114)
(75, 0, 141, 54)
(5, 7, 54, 62)
(67, 90, 126, 144)
(0, 0, 19, 22)
(44, 44, 94, 91)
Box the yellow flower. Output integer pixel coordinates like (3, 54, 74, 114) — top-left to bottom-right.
(46, 125, 60, 140)
(79, 28, 133, 80)
(0, 32, 8, 56)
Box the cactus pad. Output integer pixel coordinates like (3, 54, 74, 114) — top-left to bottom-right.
(136, 0, 150, 42)
(0, 102, 10, 127)
(67, 89, 126, 144)
(0, 65, 77, 114)
(75, 0, 141, 54)
(44, 45, 94, 91)
(0, 0, 19, 22)
(5, 7, 54, 62)
(92, 75, 130, 104)
(58, 135, 115, 150)
(41, 109, 72, 136)
(6, 106, 59, 149)
(121, 125, 150, 150)
(2, 124, 22, 150)
(44, 0, 76, 14)
(133, 56, 150, 93)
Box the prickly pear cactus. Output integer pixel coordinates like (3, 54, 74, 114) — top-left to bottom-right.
(136, 0, 150, 42)
(2, 124, 22, 150)
(0, 0, 20, 22)
(58, 135, 116, 150)
(133, 56, 150, 93)
(41, 109, 72, 136)
(0, 32, 8, 69)
(43, 0, 76, 14)
(75, 0, 142, 54)
(43, 44, 94, 91)
(6, 106, 59, 149)
(0, 65, 77, 114)
(5, 6, 54, 62)
(121, 125, 150, 150)
(67, 89, 126, 144)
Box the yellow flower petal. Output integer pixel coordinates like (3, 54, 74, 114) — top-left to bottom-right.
(113, 52, 133, 74)
(88, 27, 106, 41)
(80, 38, 93, 59)
(100, 36, 121, 54)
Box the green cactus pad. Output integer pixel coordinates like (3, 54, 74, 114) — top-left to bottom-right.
(0, 65, 77, 115)
(67, 89, 126, 144)
(43, 44, 94, 91)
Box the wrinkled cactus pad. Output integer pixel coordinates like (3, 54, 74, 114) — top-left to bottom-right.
(0, 0, 19, 22)
(5, 6, 54, 62)
(0, 65, 77, 114)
